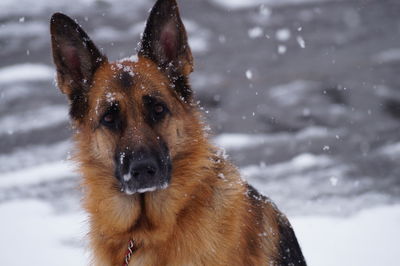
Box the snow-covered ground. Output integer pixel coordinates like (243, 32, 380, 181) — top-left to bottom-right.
(1, 197, 399, 266)
(1, 0, 400, 265)
(0, 200, 89, 266)
(293, 204, 400, 266)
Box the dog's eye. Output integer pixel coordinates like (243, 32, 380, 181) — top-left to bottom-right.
(101, 106, 120, 129)
(154, 104, 165, 115)
(152, 103, 168, 120)
(143, 95, 169, 123)
(102, 113, 115, 124)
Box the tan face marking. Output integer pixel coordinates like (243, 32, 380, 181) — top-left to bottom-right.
(75, 57, 194, 195)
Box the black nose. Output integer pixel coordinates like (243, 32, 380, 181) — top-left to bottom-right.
(115, 146, 172, 195)
(129, 159, 159, 180)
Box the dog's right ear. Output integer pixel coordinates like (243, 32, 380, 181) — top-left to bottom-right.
(50, 13, 107, 95)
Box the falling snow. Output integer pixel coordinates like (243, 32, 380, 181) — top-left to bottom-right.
(105, 92, 116, 103)
(245, 69, 253, 80)
(0, 0, 399, 266)
(276, 28, 291, 42)
(297, 36, 306, 48)
(278, 45, 287, 54)
(248, 26, 263, 39)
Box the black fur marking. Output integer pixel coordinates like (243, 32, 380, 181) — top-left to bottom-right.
(246, 184, 306, 265)
(117, 71, 134, 89)
(172, 74, 192, 102)
(277, 217, 307, 266)
(245, 185, 266, 262)
(69, 90, 88, 120)
(246, 183, 269, 203)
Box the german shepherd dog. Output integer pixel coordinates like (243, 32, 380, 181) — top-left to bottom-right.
(50, 0, 306, 265)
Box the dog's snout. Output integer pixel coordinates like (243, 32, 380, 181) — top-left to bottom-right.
(129, 160, 158, 179)
(116, 146, 171, 195)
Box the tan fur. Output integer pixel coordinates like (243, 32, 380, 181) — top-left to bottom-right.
(69, 57, 284, 265)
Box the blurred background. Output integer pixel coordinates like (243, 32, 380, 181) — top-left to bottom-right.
(0, 0, 399, 265)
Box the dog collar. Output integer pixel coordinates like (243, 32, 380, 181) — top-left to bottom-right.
(123, 240, 138, 266)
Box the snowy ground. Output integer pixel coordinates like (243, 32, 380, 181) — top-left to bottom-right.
(1, 0, 400, 265)
(2, 198, 399, 266)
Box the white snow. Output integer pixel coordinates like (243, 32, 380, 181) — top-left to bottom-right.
(183, 19, 211, 54)
(214, 133, 268, 149)
(372, 48, 400, 64)
(0, 0, 148, 16)
(0, 199, 398, 266)
(329, 176, 339, 186)
(0, 140, 72, 172)
(248, 27, 264, 39)
(0, 160, 76, 188)
(188, 36, 209, 54)
(0, 84, 36, 104)
(245, 69, 253, 80)
(259, 5, 272, 17)
(276, 28, 291, 42)
(268, 80, 317, 105)
(118, 55, 139, 64)
(210, 0, 267, 10)
(213, 126, 333, 150)
(0, 63, 54, 83)
(123, 173, 132, 182)
(297, 35, 306, 48)
(0, 21, 47, 38)
(241, 153, 333, 177)
(0, 200, 89, 266)
(137, 186, 158, 193)
(123, 184, 169, 195)
(0, 105, 68, 135)
(292, 204, 400, 266)
(124, 187, 136, 195)
(209, 0, 335, 10)
(92, 21, 144, 42)
(92, 26, 131, 41)
(378, 142, 400, 159)
(278, 45, 287, 54)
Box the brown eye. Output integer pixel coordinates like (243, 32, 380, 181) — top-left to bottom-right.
(101, 105, 120, 129)
(142, 95, 169, 123)
(150, 102, 169, 123)
(154, 104, 164, 114)
(103, 114, 115, 123)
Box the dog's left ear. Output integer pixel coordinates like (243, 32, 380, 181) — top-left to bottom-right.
(139, 0, 193, 101)
(50, 13, 107, 120)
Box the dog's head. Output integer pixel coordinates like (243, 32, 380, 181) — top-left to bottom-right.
(51, 0, 197, 195)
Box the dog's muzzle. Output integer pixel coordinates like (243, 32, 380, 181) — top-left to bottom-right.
(115, 147, 171, 195)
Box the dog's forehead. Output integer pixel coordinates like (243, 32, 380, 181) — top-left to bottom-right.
(92, 59, 170, 99)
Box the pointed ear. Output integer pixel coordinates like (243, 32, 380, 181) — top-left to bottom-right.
(138, 0, 193, 101)
(50, 13, 107, 119)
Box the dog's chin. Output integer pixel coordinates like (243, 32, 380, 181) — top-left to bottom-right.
(121, 183, 169, 196)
